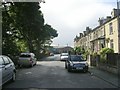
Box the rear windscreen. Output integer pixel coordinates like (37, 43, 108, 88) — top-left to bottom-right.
(70, 56, 85, 61)
(20, 54, 31, 57)
(61, 53, 68, 56)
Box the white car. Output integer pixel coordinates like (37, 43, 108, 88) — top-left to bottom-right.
(0, 55, 16, 86)
(60, 53, 69, 61)
(18, 53, 37, 67)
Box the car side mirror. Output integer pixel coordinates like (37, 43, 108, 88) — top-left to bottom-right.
(0, 65, 5, 68)
(4, 63, 9, 65)
(2, 65, 5, 68)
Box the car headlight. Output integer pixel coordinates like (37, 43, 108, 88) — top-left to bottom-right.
(70, 63, 73, 66)
(85, 63, 88, 66)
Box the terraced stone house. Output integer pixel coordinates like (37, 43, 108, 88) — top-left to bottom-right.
(74, 9, 120, 54)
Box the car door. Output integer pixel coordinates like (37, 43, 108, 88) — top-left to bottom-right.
(2, 56, 13, 82)
(0, 57, 5, 86)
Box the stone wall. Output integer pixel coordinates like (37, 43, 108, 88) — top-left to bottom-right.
(97, 63, 118, 75)
(89, 53, 120, 75)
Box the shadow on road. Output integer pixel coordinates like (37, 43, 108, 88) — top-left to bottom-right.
(68, 70, 90, 74)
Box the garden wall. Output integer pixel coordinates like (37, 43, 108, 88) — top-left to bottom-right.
(90, 53, 120, 75)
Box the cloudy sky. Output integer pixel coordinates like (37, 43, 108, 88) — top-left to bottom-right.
(40, 0, 117, 47)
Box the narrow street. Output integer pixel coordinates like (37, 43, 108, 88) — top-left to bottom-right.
(2, 54, 117, 89)
(1, 1, 120, 90)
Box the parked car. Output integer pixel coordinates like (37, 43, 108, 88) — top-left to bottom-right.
(60, 53, 69, 61)
(65, 55, 88, 72)
(18, 53, 37, 67)
(0, 55, 16, 86)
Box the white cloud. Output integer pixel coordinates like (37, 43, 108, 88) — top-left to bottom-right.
(40, 0, 117, 46)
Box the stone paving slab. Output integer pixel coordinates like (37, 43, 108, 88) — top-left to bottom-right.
(89, 66, 119, 88)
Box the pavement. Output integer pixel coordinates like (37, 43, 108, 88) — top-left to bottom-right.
(89, 66, 120, 88)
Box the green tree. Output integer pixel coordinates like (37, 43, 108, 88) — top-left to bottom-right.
(43, 24, 58, 45)
(2, 3, 21, 56)
(2, 2, 58, 59)
(74, 46, 81, 54)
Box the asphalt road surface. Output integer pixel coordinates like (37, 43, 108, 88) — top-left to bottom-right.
(2, 54, 117, 89)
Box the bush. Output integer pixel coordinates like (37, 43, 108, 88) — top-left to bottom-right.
(100, 48, 114, 54)
(92, 52, 98, 57)
(99, 48, 114, 63)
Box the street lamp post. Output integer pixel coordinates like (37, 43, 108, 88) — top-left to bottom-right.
(0, 1, 2, 55)
(117, 0, 120, 54)
(117, 1, 120, 88)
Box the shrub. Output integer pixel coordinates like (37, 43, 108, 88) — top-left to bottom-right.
(100, 48, 114, 54)
(81, 50, 90, 60)
(99, 48, 114, 63)
(92, 52, 98, 57)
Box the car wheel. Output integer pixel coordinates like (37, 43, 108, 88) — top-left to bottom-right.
(68, 68, 71, 72)
(30, 63, 33, 67)
(11, 72, 16, 82)
(65, 63, 67, 69)
(67, 66, 71, 72)
(34, 61, 37, 65)
(83, 69, 88, 73)
(65, 65, 67, 69)
(18, 64, 22, 68)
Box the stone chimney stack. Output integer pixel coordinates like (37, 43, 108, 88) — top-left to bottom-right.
(106, 16, 111, 21)
(79, 33, 83, 38)
(86, 27, 91, 34)
(111, 8, 120, 18)
(98, 17, 106, 26)
(83, 31, 86, 36)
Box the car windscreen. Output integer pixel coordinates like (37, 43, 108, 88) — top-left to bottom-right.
(0, 57, 4, 65)
(20, 54, 31, 57)
(70, 56, 85, 61)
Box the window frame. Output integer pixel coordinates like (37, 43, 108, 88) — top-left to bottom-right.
(109, 22, 113, 35)
(110, 39, 114, 49)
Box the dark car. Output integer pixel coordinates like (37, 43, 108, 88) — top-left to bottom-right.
(65, 55, 88, 72)
(0, 55, 16, 86)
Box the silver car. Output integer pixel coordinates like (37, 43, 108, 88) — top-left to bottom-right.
(0, 55, 16, 86)
(18, 53, 37, 67)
